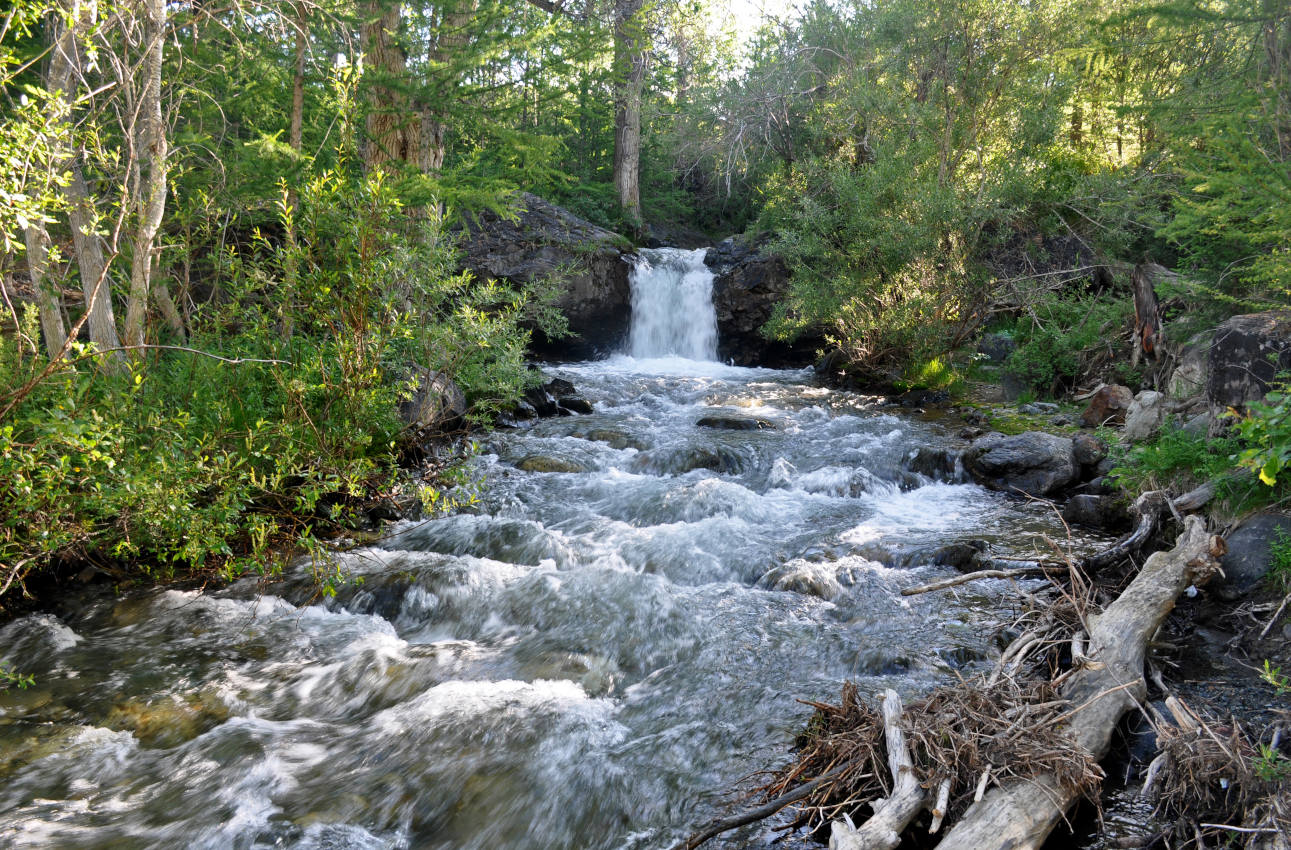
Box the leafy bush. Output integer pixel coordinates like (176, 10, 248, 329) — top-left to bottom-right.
(1005, 294, 1132, 395)
(1109, 424, 1239, 495)
(1233, 379, 1291, 489)
(0, 170, 554, 605)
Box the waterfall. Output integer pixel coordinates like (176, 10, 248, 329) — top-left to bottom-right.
(628, 247, 718, 361)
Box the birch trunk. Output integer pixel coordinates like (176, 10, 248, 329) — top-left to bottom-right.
(23, 225, 68, 359)
(124, 0, 168, 350)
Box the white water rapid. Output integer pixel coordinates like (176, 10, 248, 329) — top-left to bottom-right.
(0, 274, 1115, 849)
(628, 248, 719, 360)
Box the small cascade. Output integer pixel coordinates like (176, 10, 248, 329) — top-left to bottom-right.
(628, 247, 719, 360)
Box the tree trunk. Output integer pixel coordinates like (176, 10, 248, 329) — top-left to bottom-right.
(291, 1, 307, 154)
(23, 225, 68, 359)
(362, 0, 418, 170)
(1131, 261, 1167, 365)
(67, 163, 124, 363)
(124, 0, 168, 351)
(419, 0, 475, 176)
(613, 0, 648, 234)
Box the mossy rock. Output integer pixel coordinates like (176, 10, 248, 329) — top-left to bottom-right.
(516, 455, 589, 474)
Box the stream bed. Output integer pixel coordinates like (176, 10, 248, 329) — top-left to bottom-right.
(0, 249, 1112, 849)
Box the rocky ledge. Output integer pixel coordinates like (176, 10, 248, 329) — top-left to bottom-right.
(459, 193, 632, 359)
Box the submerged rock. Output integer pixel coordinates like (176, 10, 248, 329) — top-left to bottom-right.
(757, 561, 844, 601)
(582, 428, 647, 451)
(517, 455, 589, 473)
(695, 415, 776, 431)
(964, 431, 1078, 497)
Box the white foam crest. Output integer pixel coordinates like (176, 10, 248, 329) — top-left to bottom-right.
(628, 248, 718, 360)
(371, 678, 620, 735)
(843, 483, 994, 545)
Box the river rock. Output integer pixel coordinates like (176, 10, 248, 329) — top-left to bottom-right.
(1072, 433, 1108, 467)
(632, 446, 744, 475)
(398, 367, 467, 436)
(695, 415, 776, 431)
(1208, 310, 1291, 409)
(704, 235, 822, 366)
(1123, 390, 1166, 442)
(1079, 384, 1134, 427)
(582, 428, 646, 451)
(517, 455, 588, 473)
(964, 431, 1078, 496)
(459, 193, 631, 358)
(1062, 494, 1131, 531)
(906, 446, 962, 483)
(926, 540, 988, 571)
(757, 561, 844, 601)
(1215, 512, 1291, 601)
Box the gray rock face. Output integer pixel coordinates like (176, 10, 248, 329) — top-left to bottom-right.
(1123, 390, 1166, 442)
(399, 368, 467, 436)
(704, 236, 820, 366)
(1216, 512, 1291, 601)
(1062, 494, 1131, 532)
(460, 193, 631, 358)
(1168, 332, 1212, 398)
(965, 431, 1078, 496)
(1208, 311, 1291, 409)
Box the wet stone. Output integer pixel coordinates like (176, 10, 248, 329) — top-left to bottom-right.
(517, 455, 590, 473)
(695, 415, 777, 431)
(582, 428, 647, 451)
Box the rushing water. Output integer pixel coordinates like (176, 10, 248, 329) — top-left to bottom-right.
(0, 252, 1105, 849)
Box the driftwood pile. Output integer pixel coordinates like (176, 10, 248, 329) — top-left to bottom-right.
(670, 515, 1286, 850)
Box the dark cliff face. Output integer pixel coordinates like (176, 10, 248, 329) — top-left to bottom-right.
(705, 237, 821, 367)
(459, 193, 632, 359)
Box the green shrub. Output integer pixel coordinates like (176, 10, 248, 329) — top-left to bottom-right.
(1109, 424, 1239, 495)
(1005, 294, 1132, 395)
(0, 170, 555, 605)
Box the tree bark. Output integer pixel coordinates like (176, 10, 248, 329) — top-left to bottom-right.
(42, 1, 124, 367)
(612, 0, 648, 234)
(419, 0, 475, 176)
(23, 224, 68, 359)
(291, 1, 307, 155)
(362, 0, 418, 170)
(934, 517, 1225, 850)
(1131, 262, 1166, 364)
(124, 0, 168, 350)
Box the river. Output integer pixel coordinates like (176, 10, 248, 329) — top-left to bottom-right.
(0, 248, 1103, 849)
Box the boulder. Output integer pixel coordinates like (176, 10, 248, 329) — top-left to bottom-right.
(399, 368, 467, 436)
(459, 193, 631, 358)
(1215, 512, 1291, 601)
(964, 431, 1079, 497)
(1062, 494, 1131, 532)
(1080, 384, 1134, 427)
(1167, 332, 1212, 398)
(1123, 390, 1166, 442)
(1208, 310, 1291, 409)
(927, 540, 989, 571)
(977, 333, 1015, 363)
(582, 428, 646, 451)
(704, 235, 821, 366)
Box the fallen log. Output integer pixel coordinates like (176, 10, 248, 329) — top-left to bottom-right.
(931, 516, 1225, 850)
(830, 689, 927, 850)
(901, 566, 1060, 596)
(1081, 489, 1167, 571)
